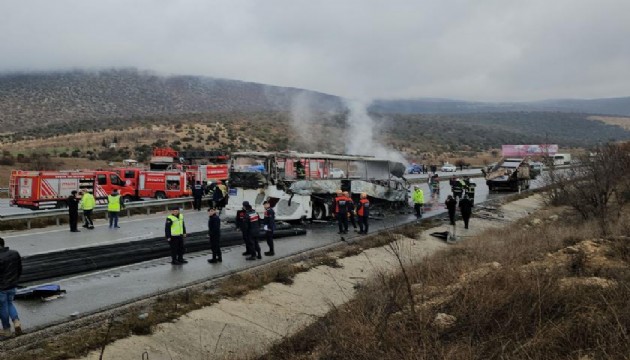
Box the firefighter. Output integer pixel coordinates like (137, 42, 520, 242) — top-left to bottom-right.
(262, 200, 276, 256)
(343, 191, 358, 232)
(107, 189, 123, 229)
(216, 181, 228, 213)
(459, 195, 473, 229)
(207, 208, 222, 263)
(412, 186, 424, 219)
(79, 190, 95, 229)
(334, 190, 349, 234)
(165, 206, 187, 265)
(67, 190, 80, 232)
(244, 202, 262, 261)
(445, 195, 457, 226)
(451, 177, 463, 200)
(192, 181, 204, 211)
(295, 160, 305, 180)
(356, 193, 370, 234)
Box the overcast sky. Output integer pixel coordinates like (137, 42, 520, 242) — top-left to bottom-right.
(1, 0, 629, 101)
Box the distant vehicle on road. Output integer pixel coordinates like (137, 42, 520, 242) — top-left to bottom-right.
(441, 163, 457, 172)
(406, 164, 422, 174)
(329, 168, 346, 178)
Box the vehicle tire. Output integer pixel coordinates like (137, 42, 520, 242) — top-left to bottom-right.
(122, 195, 132, 204)
(155, 192, 167, 200)
(312, 202, 326, 220)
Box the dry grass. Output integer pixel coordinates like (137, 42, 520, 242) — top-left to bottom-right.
(263, 207, 630, 360)
(588, 115, 630, 130)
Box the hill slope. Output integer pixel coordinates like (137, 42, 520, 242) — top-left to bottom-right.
(0, 69, 343, 131)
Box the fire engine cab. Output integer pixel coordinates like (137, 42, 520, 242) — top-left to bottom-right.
(9, 170, 135, 210)
(115, 168, 190, 199)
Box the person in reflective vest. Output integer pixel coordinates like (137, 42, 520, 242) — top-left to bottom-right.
(334, 190, 349, 234)
(356, 193, 370, 234)
(412, 186, 425, 219)
(79, 190, 95, 229)
(165, 207, 187, 265)
(262, 200, 276, 256)
(107, 189, 123, 229)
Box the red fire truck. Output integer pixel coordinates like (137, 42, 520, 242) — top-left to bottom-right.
(9, 170, 135, 210)
(150, 148, 229, 183)
(115, 168, 190, 199)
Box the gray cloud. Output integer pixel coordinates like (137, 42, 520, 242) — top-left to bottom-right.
(1, 0, 629, 101)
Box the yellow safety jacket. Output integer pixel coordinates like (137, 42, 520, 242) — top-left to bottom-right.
(80, 193, 96, 211)
(108, 194, 121, 212)
(412, 189, 425, 204)
(167, 214, 185, 236)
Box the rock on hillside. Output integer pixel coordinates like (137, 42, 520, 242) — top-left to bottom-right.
(0, 68, 344, 131)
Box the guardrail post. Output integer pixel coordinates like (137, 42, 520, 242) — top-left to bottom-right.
(56, 217, 60, 226)
(127, 209, 131, 217)
(26, 219, 31, 230)
(146, 207, 151, 215)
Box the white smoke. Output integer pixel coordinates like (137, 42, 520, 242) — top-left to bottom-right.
(344, 99, 407, 164)
(289, 91, 318, 149)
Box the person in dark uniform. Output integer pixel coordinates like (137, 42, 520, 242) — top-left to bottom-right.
(459, 195, 473, 229)
(67, 190, 80, 232)
(165, 206, 187, 265)
(244, 203, 262, 260)
(466, 182, 476, 206)
(212, 183, 225, 213)
(236, 206, 250, 256)
(334, 190, 349, 234)
(207, 208, 222, 263)
(262, 201, 276, 256)
(192, 181, 205, 211)
(356, 192, 370, 234)
(451, 177, 463, 200)
(343, 191, 358, 232)
(445, 195, 457, 226)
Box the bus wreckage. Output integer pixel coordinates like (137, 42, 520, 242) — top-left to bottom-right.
(224, 152, 409, 221)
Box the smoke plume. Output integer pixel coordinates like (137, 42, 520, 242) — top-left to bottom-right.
(344, 99, 407, 163)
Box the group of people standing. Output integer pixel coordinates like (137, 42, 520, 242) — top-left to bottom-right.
(236, 200, 276, 260)
(66, 188, 125, 232)
(333, 190, 370, 235)
(191, 180, 229, 212)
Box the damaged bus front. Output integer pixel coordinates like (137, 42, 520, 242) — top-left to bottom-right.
(224, 152, 409, 221)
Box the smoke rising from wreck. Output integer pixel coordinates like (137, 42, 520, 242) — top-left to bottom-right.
(344, 99, 407, 164)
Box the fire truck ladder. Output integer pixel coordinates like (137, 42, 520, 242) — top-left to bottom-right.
(8, 170, 18, 199)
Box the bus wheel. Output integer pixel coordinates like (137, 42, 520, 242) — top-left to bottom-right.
(155, 192, 167, 200)
(312, 202, 326, 220)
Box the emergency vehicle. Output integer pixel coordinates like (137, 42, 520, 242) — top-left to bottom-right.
(9, 170, 135, 209)
(115, 168, 191, 199)
(150, 148, 229, 183)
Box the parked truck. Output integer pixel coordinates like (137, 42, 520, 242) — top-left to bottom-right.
(114, 168, 191, 199)
(9, 170, 135, 209)
(483, 158, 532, 191)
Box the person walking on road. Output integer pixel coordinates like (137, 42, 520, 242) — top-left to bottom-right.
(67, 190, 80, 232)
(79, 190, 95, 229)
(356, 193, 370, 234)
(0, 237, 22, 339)
(262, 200, 276, 256)
(459, 195, 473, 229)
(445, 195, 457, 226)
(107, 189, 123, 229)
(412, 186, 425, 219)
(192, 181, 205, 211)
(165, 206, 187, 265)
(207, 208, 222, 264)
(213, 182, 225, 214)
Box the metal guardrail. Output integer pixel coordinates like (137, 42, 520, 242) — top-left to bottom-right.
(0, 196, 206, 229)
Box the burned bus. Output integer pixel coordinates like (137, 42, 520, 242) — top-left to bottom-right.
(224, 151, 409, 221)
